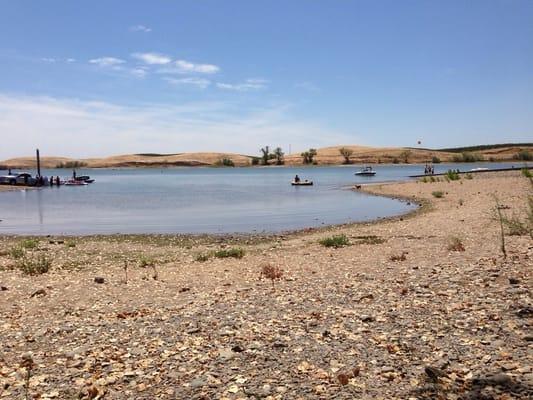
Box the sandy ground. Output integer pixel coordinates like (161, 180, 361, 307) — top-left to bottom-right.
(0, 171, 531, 399)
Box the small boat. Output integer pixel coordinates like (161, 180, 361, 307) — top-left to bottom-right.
(291, 180, 313, 186)
(74, 175, 95, 183)
(65, 180, 88, 186)
(470, 167, 488, 172)
(355, 166, 376, 176)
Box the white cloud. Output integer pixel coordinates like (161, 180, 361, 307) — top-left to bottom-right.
(41, 57, 56, 63)
(66, 58, 76, 63)
(130, 68, 148, 78)
(132, 52, 171, 65)
(130, 25, 152, 33)
(176, 60, 219, 74)
(89, 57, 126, 68)
(164, 77, 211, 89)
(158, 59, 220, 75)
(216, 78, 268, 91)
(0, 93, 351, 159)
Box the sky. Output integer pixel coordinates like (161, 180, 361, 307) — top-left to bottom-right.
(0, 0, 532, 159)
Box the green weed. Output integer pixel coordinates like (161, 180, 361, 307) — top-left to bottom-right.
(319, 234, 350, 248)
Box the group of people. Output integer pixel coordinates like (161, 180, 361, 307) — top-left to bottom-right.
(424, 164, 435, 175)
(35, 176, 62, 186)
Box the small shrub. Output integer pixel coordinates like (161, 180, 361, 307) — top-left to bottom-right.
(260, 264, 283, 285)
(429, 176, 436, 183)
(65, 240, 76, 248)
(392, 157, 400, 164)
(464, 173, 473, 180)
(513, 150, 533, 161)
(319, 234, 350, 248)
(458, 199, 464, 206)
(251, 157, 260, 166)
(195, 253, 210, 262)
(390, 251, 407, 262)
(420, 177, 428, 183)
(20, 239, 39, 249)
(17, 254, 51, 275)
(502, 215, 528, 236)
(214, 248, 245, 259)
(445, 170, 460, 181)
(354, 235, 386, 245)
(10, 246, 25, 259)
(447, 236, 465, 252)
(216, 158, 235, 167)
(431, 156, 441, 164)
(138, 255, 155, 268)
(522, 168, 532, 178)
(452, 152, 484, 162)
(432, 191, 444, 198)
(56, 160, 87, 168)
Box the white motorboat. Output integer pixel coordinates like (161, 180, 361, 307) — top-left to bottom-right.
(355, 166, 376, 176)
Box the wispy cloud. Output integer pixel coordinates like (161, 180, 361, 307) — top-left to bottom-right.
(176, 60, 219, 74)
(41, 57, 76, 64)
(130, 67, 148, 78)
(89, 57, 126, 68)
(216, 78, 268, 91)
(159, 59, 220, 75)
(164, 77, 211, 89)
(130, 24, 152, 33)
(0, 93, 351, 159)
(132, 52, 171, 65)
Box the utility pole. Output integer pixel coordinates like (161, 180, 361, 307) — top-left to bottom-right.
(36, 148, 41, 177)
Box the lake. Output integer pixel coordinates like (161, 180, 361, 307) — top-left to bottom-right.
(0, 162, 516, 235)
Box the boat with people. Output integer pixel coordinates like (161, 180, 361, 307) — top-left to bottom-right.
(355, 166, 376, 176)
(291, 180, 313, 186)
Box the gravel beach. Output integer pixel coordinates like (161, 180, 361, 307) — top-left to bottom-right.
(0, 170, 531, 399)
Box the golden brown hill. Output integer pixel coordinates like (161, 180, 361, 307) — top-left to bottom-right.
(1, 145, 531, 169)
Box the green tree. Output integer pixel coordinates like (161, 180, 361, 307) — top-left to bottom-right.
(260, 146, 270, 165)
(399, 150, 412, 164)
(273, 147, 284, 165)
(301, 148, 317, 164)
(339, 147, 354, 164)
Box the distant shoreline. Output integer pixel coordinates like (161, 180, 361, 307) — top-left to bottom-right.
(1, 143, 531, 170)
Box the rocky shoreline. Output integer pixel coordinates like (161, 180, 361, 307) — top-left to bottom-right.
(0, 171, 531, 399)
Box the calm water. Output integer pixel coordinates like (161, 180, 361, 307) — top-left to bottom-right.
(0, 163, 516, 235)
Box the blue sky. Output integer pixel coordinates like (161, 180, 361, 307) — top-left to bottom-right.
(0, 0, 532, 159)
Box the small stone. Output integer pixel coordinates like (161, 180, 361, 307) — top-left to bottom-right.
(30, 288, 46, 298)
(94, 277, 105, 284)
(190, 378, 206, 388)
(523, 335, 533, 342)
(424, 365, 446, 381)
(218, 348, 234, 361)
(337, 373, 349, 385)
(231, 345, 244, 353)
(1, 286, 8, 291)
(360, 315, 374, 323)
(509, 277, 520, 285)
